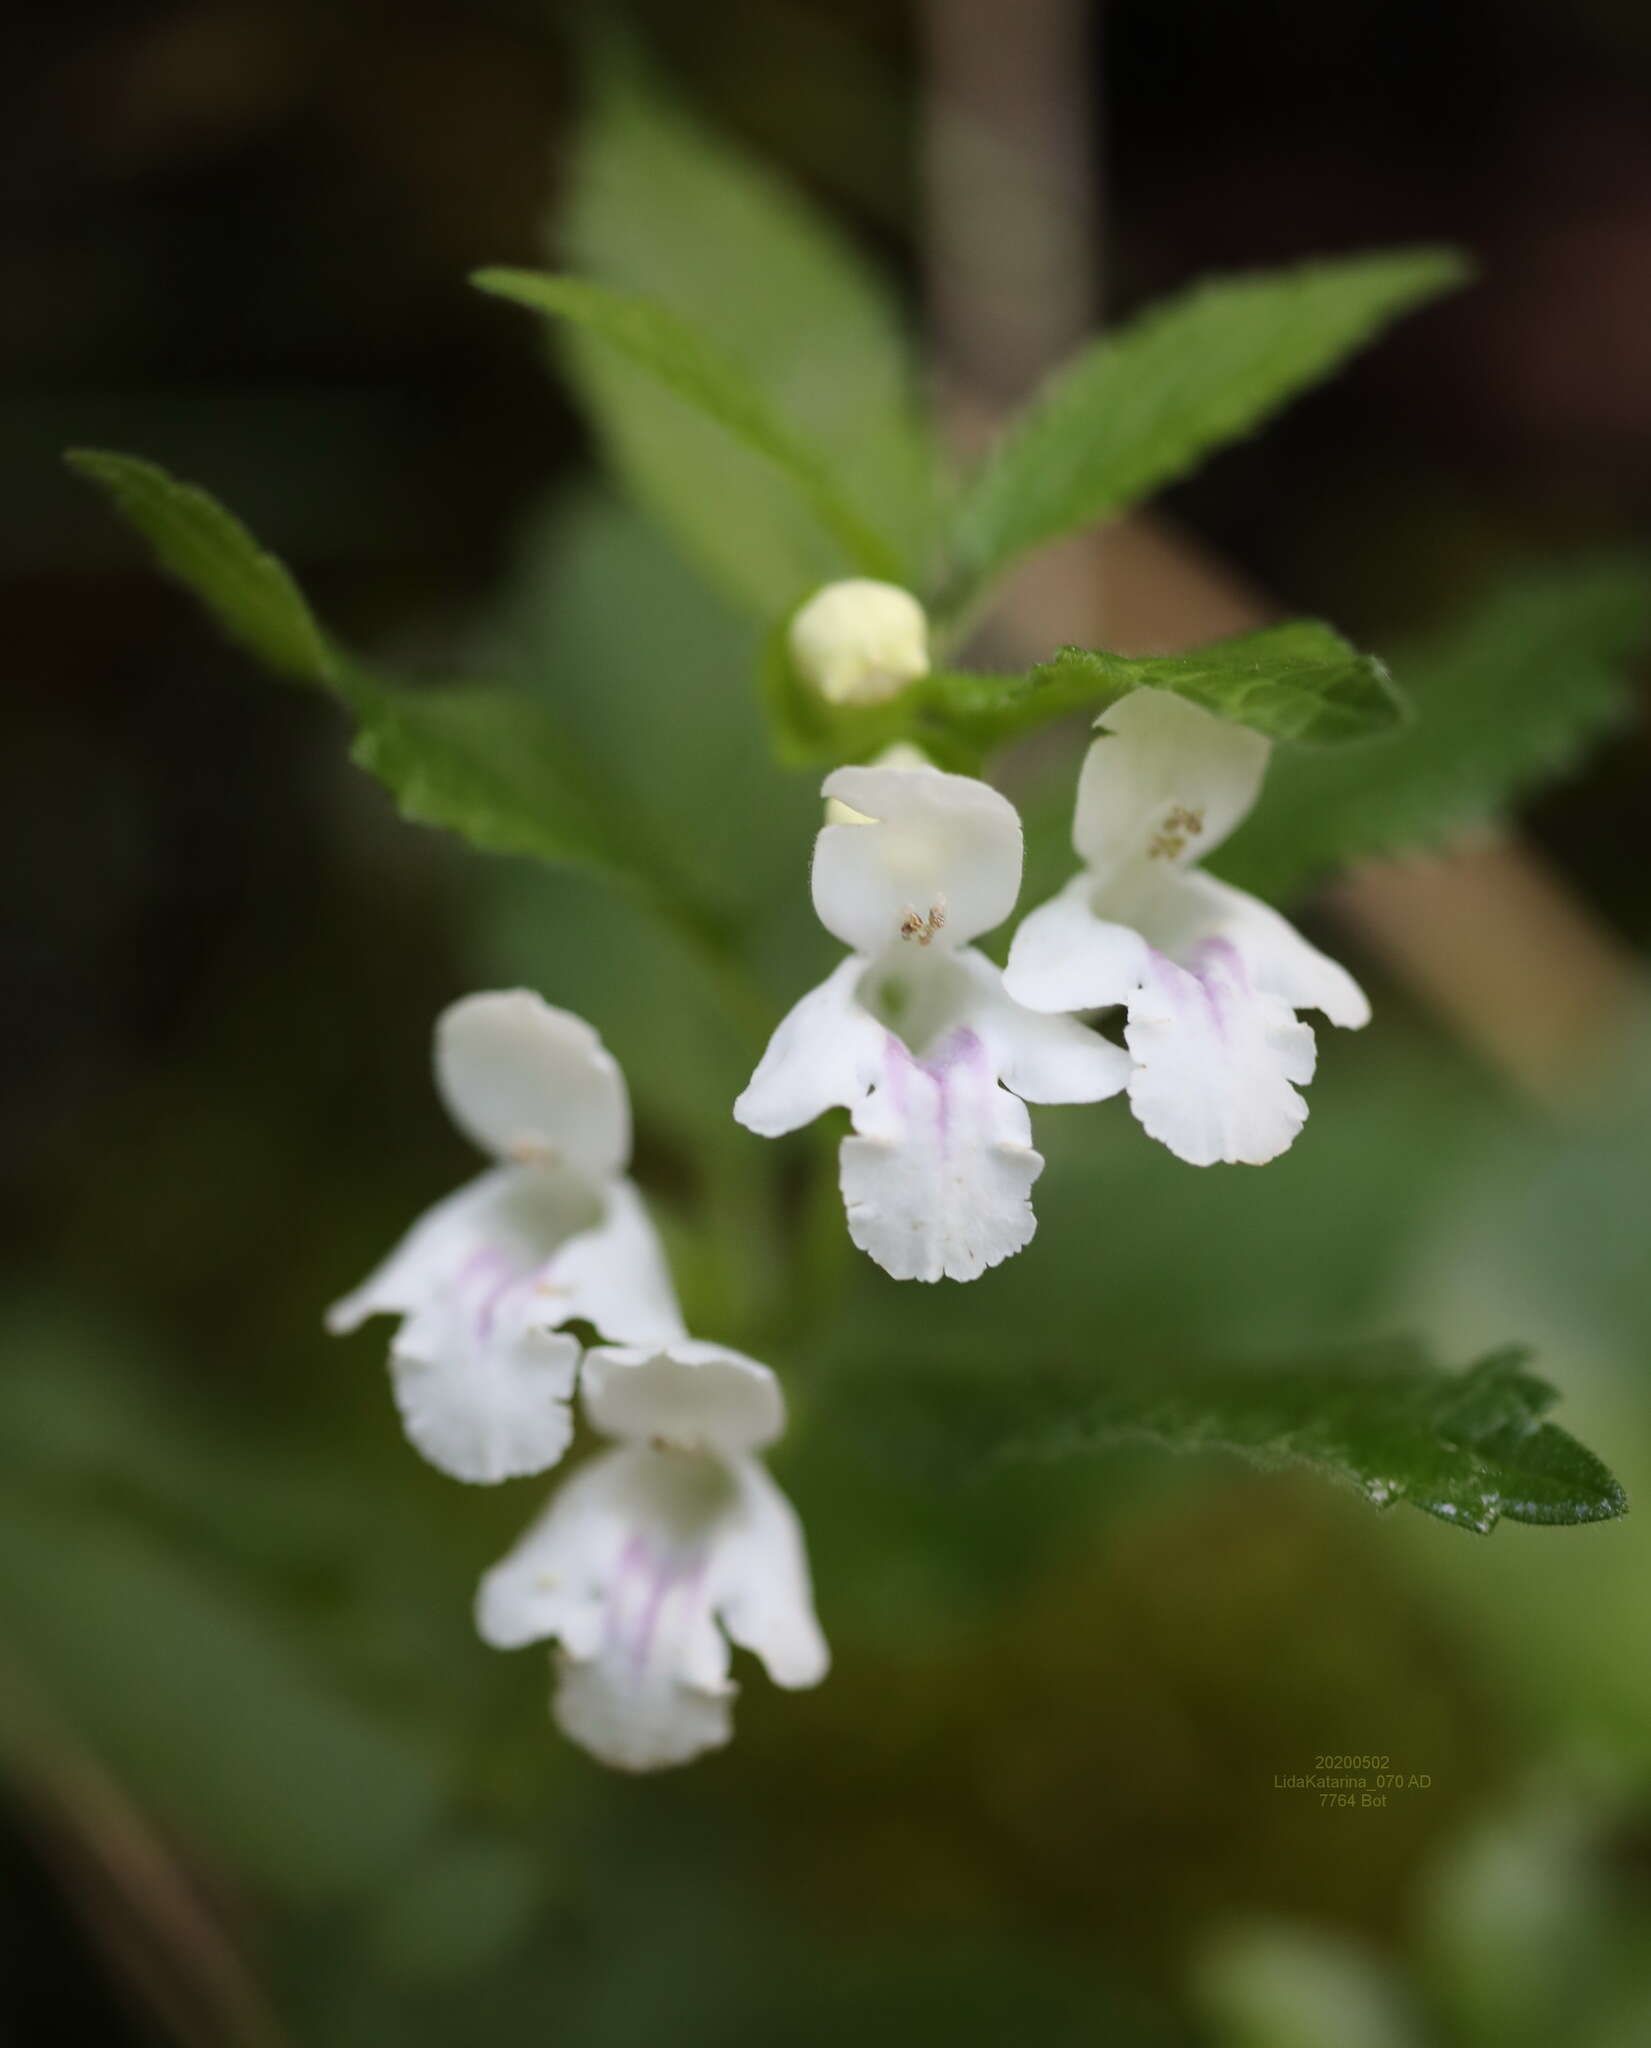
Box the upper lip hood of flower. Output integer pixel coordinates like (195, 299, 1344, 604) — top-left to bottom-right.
(1072, 684, 1272, 883)
(436, 989, 631, 1181)
(813, 764, 1023, 957)
(581, 1339, 786, 1458)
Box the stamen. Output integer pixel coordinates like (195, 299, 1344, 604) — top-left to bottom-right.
(897, 896, 948, 945)
(508, 1138, 558, 1165)
(1147, 804, 1205, 860)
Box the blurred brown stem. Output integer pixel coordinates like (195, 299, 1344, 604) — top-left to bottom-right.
(0, 1669, 290, 2048)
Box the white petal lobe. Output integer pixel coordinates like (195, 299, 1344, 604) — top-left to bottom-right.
(325, 1168, 594, 1335)
(711, 1460, 830, 1689)
(955, 947, 1131, 1103)
(733, 957, 884, 1137)
(840, 1029, 1042, 1282)
(1124, 945, 1317, 1166)
(1163, 871, 1371, 1028)
(1003, 880, 1152, 1014)
(540, 1179, 687, 1346)
(390, 1312, 579, 1485)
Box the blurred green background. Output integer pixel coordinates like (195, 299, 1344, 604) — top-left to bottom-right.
(7, 2, 1651, 2042)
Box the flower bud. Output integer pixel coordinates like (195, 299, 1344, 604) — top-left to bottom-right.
(788, 580, 930, 706)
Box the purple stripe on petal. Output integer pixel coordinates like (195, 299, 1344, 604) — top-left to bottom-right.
(607, 1530, 710, 1682)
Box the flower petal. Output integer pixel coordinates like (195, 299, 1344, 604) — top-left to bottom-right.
(733, 956, 886, 1137)
(710, 1460, 829, 1689)
(1003, 876, 1153, 1013)
(954, 947, 1132, 1103)
(552, 1649, 733, 1774)
(436, 990, 630, 1179)
(326, 1165, 657, 1484)
(1147, 870, 1371, 1029)
(390, 1309, 579, 1485)
(582, 1339, 784, 1457)
(475, 1449, 636, 1654)
(541, 1179, 687, 1347)
(814, 766, 1022, 954)
(325, 1167, 598, 1336)
(840, 1029, 1042, 1282)
(1074, 688, 1269, 884)
(477, 1446, 777, 1773)
(1125, 945, 1318, 1166)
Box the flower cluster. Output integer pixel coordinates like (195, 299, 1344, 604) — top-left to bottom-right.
(331, 990, 827, 1771)
(740, 626, 1368, 1281)
(333, 586, 1367, 1770)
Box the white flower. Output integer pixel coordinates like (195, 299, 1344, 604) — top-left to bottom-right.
(476, 1340, 828, 1773)
(328, 991, 684, 1483)
(1004, 688, 1370, 1167)
(735, 764, 1130, 1282)
(788, 579, 930, 705)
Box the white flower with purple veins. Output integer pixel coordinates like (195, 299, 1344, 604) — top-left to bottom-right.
(735, 764, 1131, 1282)
(1004, 688, 1370, 1167)
(476, 1340, 828, 1772)
(327, 991, 684, 1484)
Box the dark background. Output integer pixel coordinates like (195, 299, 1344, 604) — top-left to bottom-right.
(6, 3, 1651, 2041)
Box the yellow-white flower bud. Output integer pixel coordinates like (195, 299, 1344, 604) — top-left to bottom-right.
(788, 580, 930, 707)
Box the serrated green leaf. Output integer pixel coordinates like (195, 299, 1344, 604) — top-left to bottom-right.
(858, 1343, 1626, 1535)
(760, 616, 1401, 770)
(475, 269, 906, 588)
(947, 248, 1471, 607)
(66, 448, 333, 683)
(561, 66, 930, 615)
(991, 620, 1405, 746)
(337, 666, 629, 876)
(70, 449, 641, 883)
(1219, 556, 1651, 899)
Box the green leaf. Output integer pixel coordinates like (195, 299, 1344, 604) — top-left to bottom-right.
(69, 449, 641, 883)
(760, 616, 1402, 770)
(337, 666, 629, 877)
(988, 620, 1405, 747)
(475, 269, 905, 587)
(479, 486, 810, 912)
(863, 1343, 1626, 1535)
(557, 66, 930, 614)
(1219, 555, 1651, 899)
(65, 448, 333, 684)
(947, 248, 1471, 607)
